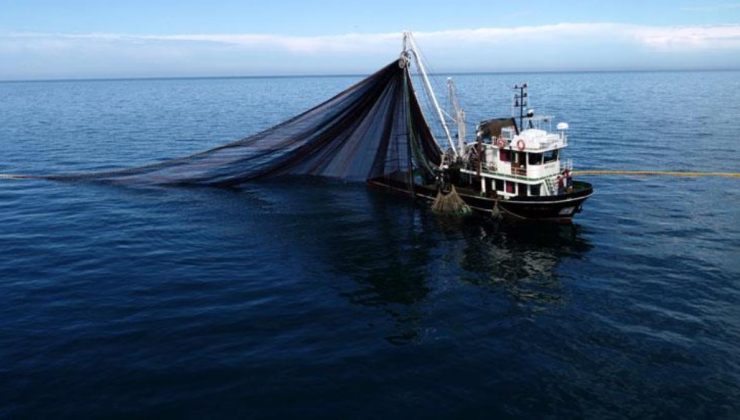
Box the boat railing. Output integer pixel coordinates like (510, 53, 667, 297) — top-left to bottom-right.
(523, 115, 553, 131)
(542, 133, 567, 149)
(563, 159, 573, 172)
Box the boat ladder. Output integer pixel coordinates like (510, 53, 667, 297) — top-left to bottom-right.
(544, 177, 555, 195)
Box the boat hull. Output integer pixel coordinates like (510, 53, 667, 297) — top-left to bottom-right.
(368, 179, 593, 223)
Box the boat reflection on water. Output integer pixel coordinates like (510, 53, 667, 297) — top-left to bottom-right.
(280, 183, 593, 343)
(456, 221, 592, 308)
(210, 179, 592, 344)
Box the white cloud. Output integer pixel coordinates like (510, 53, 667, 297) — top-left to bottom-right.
(2, 23, 740, 78)
(6, 23, 740, 54)
(629, 25, 740, 49)
(416, 23, 740, 50)
(4, 31, 401, 54)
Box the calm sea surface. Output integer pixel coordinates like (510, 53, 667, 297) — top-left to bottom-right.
(1, 70, 739, 418)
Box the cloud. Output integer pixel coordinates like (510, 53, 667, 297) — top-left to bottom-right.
(414, 23, 740, 51)
(7, 23, 740, 53)
(153, 33, 401, 53)
(3, 31, 400, 54)
(629, 25, 740, 49)
(2, 23, 740, 79)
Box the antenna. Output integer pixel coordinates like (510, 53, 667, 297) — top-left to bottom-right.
(513, 83, 528, 131)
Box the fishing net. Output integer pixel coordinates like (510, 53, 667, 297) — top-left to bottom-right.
(431, 186, 472, 216)
(44, 59, 442, 190)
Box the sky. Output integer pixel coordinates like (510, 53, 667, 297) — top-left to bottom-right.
(1, 0, 740, 80)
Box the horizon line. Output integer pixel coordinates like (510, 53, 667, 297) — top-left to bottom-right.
(2, 66, 739, 83)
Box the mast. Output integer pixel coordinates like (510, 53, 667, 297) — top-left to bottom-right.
(402, 31, 456, 157)
(514, 83, 528, 130)
(447, 77, 466, 155)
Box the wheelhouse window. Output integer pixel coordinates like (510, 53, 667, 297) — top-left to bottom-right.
(514, 152, 525, 165)
(518, 183, 527, 196)
(543, 149, 559, 163)
(501, 127, 515, 140)
(495, 179, 504, 192)
(528, 153, 543, 165)
(499, 150, 511, 162)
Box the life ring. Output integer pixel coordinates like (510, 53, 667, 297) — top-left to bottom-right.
(497, 138, 506, 149)
(516, 139, 526, 151)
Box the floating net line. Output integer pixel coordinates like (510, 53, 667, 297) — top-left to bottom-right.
(574, 170, 740, 178)
(13, 59, 442, 190)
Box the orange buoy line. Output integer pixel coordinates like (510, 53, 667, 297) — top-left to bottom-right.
(573, 170, 740, 178)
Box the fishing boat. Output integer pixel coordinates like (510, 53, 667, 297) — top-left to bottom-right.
(15, 32, 591, 225)
(369, 32, 593, 222)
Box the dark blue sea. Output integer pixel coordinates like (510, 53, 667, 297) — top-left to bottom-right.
(1, 70, 739, 418)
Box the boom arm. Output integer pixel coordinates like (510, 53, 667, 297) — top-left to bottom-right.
(447, 77, 466, 155)
(402, 32, 456, 157)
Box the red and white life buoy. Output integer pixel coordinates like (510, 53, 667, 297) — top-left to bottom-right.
(516, 139, 526, 151)
(497, 138, 506, 149)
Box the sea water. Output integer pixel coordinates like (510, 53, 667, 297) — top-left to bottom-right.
(1, 70, 739, 417)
